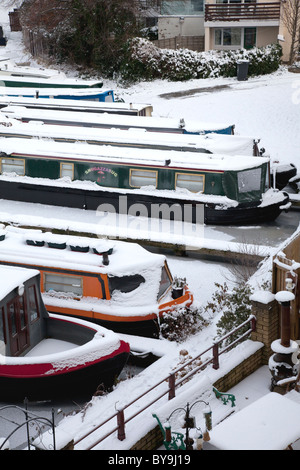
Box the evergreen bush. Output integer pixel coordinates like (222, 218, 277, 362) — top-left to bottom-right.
(120, 38, 282, 83)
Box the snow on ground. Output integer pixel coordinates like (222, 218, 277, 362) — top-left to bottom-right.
(0, 2, 300, 452)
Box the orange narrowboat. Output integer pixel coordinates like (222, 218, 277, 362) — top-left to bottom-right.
(0, 226, 193, 337)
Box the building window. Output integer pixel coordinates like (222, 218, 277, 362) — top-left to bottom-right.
(244, 27, 256, 49)
(160, 0, 204, 15)
(175, 172, 204, 193)
(215, 27, 256, 49)
(60, 162, 74, 179)
(130, 169, 157, 188)
(215, 27, 242, 46)
(0, 157, 25, 175)
(44, 273, 83, 297)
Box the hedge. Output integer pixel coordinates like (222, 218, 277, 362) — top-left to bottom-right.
(120, 37, 282, 82)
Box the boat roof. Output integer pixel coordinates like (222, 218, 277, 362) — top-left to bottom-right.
(0, 136, 269, 171)
(0, 87, 111, 98)
(0, 227, 166, 276)
(0, 74, 103, 87)
(0, 96, 152, 112)
(0, 264, 39, 301)
(1, 105, 234, 133)
(0, 118, 257, 156)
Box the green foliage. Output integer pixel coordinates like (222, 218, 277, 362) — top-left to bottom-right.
(120, 38, 282, 83)
(208, 282, 254, 347)
(160, 305, 209, 343)
(45, 0, 140, 77)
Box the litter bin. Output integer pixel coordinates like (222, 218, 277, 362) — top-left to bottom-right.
(237, 60, 249, 81)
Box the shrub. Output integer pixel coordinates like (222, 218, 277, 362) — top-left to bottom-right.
(213, 282, 254, 348)
(160, 304, 209, 342)
(120, 38, 282, 83)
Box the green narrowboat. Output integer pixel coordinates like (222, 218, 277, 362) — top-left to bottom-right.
(0, 137, 290, 225)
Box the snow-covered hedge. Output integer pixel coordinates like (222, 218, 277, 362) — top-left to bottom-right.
(120, 38, 282, 82)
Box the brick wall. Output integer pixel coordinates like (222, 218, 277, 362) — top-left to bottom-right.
(130, 296, 279, 450)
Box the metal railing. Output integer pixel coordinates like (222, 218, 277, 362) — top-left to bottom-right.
(73, 315, 256, 450)
(205, 2, 281, 22)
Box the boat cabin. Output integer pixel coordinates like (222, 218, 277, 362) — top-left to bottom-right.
(0, 262, 130, 400)
(0, 96, 153, 116)
(0, 105, 234, 134)
(0, 117, 259, 154)
(0, 87, 114, 102)
(0, 136, 289, 225)
(0, 227, 193, 337)
(0, 264, 45, 358)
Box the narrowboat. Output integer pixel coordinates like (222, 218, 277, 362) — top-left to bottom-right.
(0, 59, 74, 80)
(0, 116, 296, 191)
(0, 117, 257, 154)
(0, 59, 69, 79)
(0, 137, 290, 225)
(0, 105, 234, 135)
(0, 87, 114, 102)
(0, 96, 152, 116)
(0, 227, 193, 338)
(0, 263, 130, 401)
(0, 73, 103, 89)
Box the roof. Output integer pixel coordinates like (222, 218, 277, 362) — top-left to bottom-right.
(0, 227, 166, 276)
(0, 136, 269, 172)
(0, 264, 39, 301)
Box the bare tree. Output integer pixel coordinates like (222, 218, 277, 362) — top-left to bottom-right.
(19, 0, 143, 74)
(281, 0, 300, 64)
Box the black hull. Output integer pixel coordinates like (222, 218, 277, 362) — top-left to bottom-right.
(0, 180, 289, 226)
(270, 164, 297, 190)
(0, 352, 129, 402)
(49, 310, 161, 338)
(205, 193, 290, 225)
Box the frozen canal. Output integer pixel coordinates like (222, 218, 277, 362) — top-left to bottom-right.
(0, 206, 299, 449)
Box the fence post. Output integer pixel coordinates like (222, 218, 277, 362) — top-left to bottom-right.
(212, 342, 219, 370)
(168, 373, 176, 400)
(117, 409, 126, 441)
(250, 316, 256, 332)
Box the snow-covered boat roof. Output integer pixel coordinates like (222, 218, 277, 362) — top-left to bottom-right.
(0, 59, 68, 79)
(0, 96, 152, 112)
(0, 87, 111, 98)
(0, 136, 269, 171)
(0, 227, 167, 277)
(0, 74, 103, 88)
(0, 105, 234, 134)
(0, 264, 39, 300)
(0, 118, 257, 156)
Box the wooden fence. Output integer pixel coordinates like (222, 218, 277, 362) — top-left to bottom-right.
(153, 35, 204, 52)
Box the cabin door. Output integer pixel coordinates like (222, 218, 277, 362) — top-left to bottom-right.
(7, 295, 29, 356)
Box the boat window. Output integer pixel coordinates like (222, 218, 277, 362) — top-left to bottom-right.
(44, 273, 83, 297)
(175, 173, 204, 193)
(0, 307, 5, 354)
(130, 169, 157, 188)
(158, 264, 172, 299)
(60, 162, 74, 180)
(1, 157, 25, 175)
(28, 285, 39, 323)
(7, 302, 17, 336)
(19, 295, 26, 330)
(108, 274, 145, 294)
(237, 167, 261, 193)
